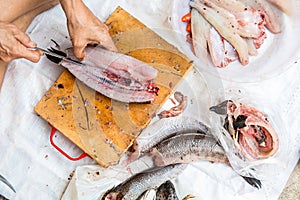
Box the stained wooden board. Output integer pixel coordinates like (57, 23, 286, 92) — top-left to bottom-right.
(34, 7, 193, 167)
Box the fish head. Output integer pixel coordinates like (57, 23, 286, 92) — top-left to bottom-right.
(209, 100, 233, 115)
(102, 192, 123, 200)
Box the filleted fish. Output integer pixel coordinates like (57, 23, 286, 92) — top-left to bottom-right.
(45, 46, 159, 103)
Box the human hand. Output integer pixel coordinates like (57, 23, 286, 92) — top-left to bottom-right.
(0, 22, 42, 63)
(61, 0, 117, 60)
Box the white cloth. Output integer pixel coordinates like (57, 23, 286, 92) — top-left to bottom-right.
(0, 0, 299, 200)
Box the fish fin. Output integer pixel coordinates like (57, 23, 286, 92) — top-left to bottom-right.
(209, 100, 231, 115)
(44, 53, 62, 64)
(48, 47, 67, 57)
(150, 148, 166, 167)
(44, 47, 68, 64)
(182, 194, 195, 200)
(241, 175, 262, 189)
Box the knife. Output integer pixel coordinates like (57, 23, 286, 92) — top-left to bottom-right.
(0, 174, 16, 193)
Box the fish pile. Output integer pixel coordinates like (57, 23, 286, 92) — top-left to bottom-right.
(210, 100, 279, 160)
(46, 46, 159, 103)
(101, 111, 266, 199)
(182, 0, 286, 67)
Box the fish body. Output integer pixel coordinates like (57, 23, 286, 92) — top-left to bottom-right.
(101, 164, 186, 200)
(147, 132, 262, 189)
(47, 46, 159, 103)
(148, 133, 229, 166)
(128, 117, 209, 163)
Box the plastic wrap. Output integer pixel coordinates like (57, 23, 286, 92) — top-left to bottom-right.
(209, 90, 290, 182)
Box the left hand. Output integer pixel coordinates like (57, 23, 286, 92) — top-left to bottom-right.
(62, 1, 117, 60)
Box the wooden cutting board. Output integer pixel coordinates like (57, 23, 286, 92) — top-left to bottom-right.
(34, 7, 193, 167)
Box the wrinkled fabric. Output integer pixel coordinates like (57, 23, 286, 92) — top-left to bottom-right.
(0, 0, 299, 200)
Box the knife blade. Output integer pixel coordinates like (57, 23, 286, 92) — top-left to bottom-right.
(0, 174, 16, 193)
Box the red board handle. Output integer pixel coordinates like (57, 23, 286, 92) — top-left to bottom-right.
(49, 124, 88, 161)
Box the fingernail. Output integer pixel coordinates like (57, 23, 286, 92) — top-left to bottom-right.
(29, 41, 37, 47)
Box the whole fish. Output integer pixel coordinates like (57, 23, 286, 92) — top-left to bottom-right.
(45, 46, 159, 103)
(101, 164, 187, 200)
(148, 133, 229, 166)
(124, 116, 209, 164)
(147, 133, 262, 189)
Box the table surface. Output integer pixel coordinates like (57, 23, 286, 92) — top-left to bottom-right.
(279, 160, 300, 199)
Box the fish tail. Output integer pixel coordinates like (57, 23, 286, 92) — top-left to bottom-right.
(182, 194, 195, 200)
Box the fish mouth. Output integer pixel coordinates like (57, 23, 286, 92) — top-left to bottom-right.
(210, 100, 279, 160)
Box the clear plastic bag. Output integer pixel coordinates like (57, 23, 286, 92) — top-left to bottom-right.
(209, 88, 290, 182)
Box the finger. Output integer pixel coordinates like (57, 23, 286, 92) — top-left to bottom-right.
(101, 37, 118, 52)
(0, 54, 13, 63)
(93, 28, 117, 52)
(73, 41, 86, 60)
(14, 30, 37, 48)
(16, 47, 41, 63)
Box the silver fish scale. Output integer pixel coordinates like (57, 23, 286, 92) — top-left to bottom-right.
(106, 164, 186, 200)
(153, 133, 228, 165)
(139, 117, 209, 154)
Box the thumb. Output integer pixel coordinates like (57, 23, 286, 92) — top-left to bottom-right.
(73, 44, 86, 60)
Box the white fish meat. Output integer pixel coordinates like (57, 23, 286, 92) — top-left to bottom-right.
(206, 0, 247, 13)
(267, 0, 293, 15)
(240, 0, 281, 33)
(190, 1, 249, 65)
(207, 27, 238, 68)
(191, 8, 210, 61)
(46, 46, 159, 103)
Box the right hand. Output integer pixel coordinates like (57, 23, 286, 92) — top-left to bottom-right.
(0, 21, 42, 63)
